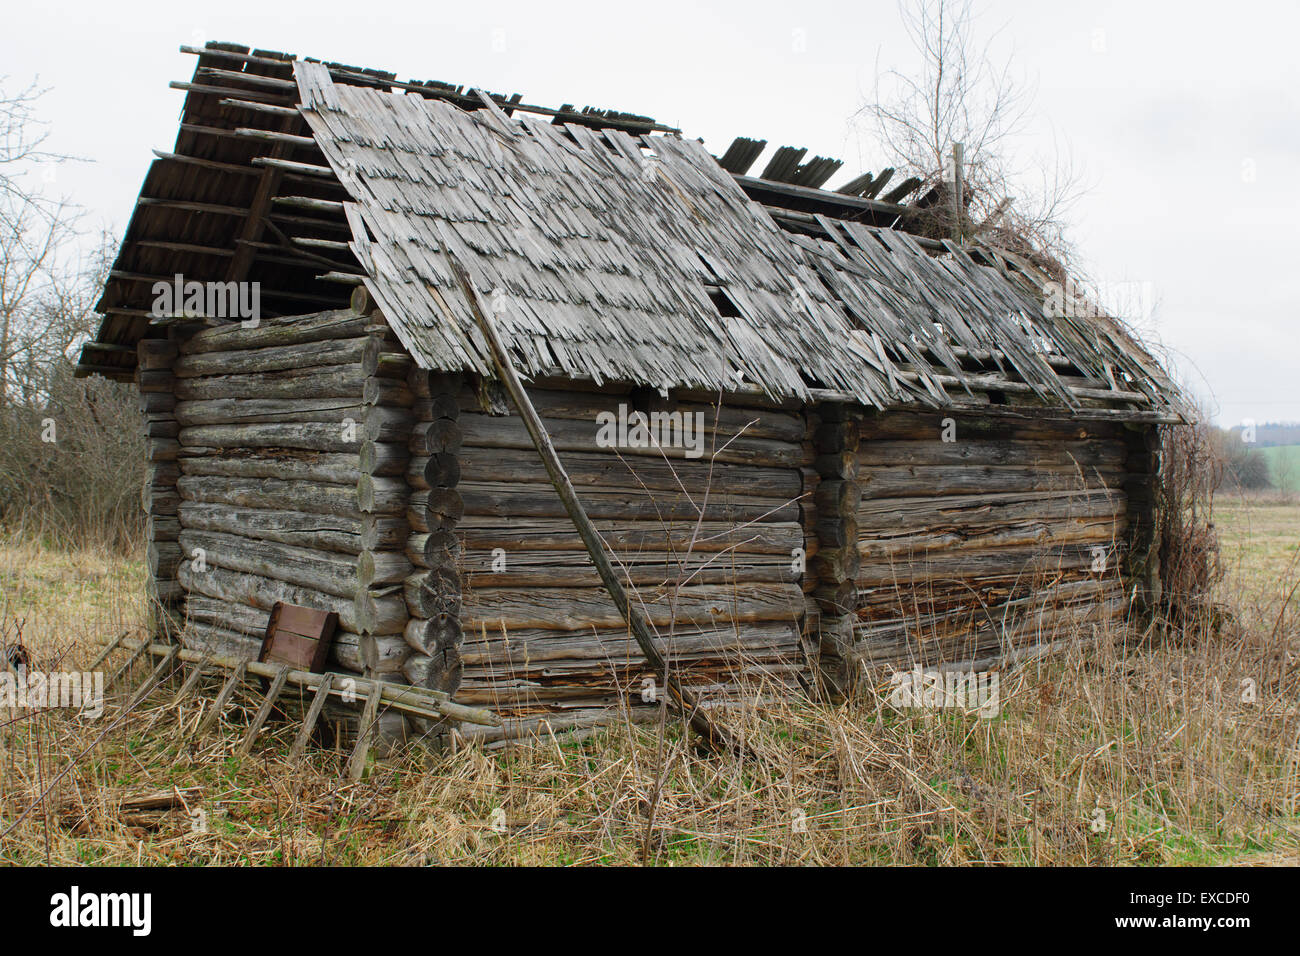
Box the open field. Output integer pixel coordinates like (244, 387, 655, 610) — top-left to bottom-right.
(1260, 446, 1300, 493)
(1, 501, 1298, 866)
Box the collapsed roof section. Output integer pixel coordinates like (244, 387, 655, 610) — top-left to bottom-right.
(80, 41, 1186, 422)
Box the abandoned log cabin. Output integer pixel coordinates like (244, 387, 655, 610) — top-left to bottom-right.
(77, 42, 1187, 731)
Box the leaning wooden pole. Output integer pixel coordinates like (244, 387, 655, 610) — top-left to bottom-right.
(449, 257, 742, 755)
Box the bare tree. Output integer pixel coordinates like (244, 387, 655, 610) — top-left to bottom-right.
(0, 78, 141, 549)
(857, 0, 1085, 269)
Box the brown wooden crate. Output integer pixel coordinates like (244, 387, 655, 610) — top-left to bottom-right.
(259, 602, 338, 673)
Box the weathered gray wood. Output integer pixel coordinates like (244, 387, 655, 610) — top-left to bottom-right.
(408, 419, 463, 456)
(179, 309, 367, 355)
(357, 550, 414, 588)
(461, 549, 798, 588)
(127, 644, 182, 709)
(356, 475, 410, 514)
(406, 488, 464, 532)
(107, 639, 152, 690)
(87, 632, 126, 672)
(459, 412, 809, 469)
(403, 569, 462, 618)
(461, 583, 804, 632)
(178, 562, 407, 635)
(346, 680, 386, 781)
(179, 502, 408, 554)
(402, 613, 461, 655)
(458, 482, 799, 522)
(358, 442, 409, 476)
(290, 672, 335, 760)
(178, 410, 412, 452)
(178, 475, 369, 517)
(174, 336, 371, 378)
(401, 647, 461, 693)
(236, 664, 291, 757)
(195, 660, 249, 735)
(179, 529, 365, 598)
(175, 364, 367, 401)
(406, 454, 460, 490)
(404, 530, 460, 568)
(454, 257, 740, 754)
(176, 397, 380, 427)
(330, 631, 410, 675)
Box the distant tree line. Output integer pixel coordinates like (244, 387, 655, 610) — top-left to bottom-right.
(1226, 422, 1300, 447)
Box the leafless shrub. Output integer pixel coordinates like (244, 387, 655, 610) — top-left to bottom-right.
(1156, 418, 1225, 629)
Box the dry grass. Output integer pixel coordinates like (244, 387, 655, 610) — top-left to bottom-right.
(1, 509, 1298, 866)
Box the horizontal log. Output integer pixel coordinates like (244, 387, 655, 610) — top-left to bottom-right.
(363, 345, 414, 380)
(139, 392, 176, 414)
(329, 631, 409, 675)
(858, 410, 1125, 444)
(459, 621, 801, 668)
(857, 438, 1127, 468)
(459, 411, 809, 469)
(185, 595, 270, 638)
(178, 475, 367, 516)
(137, 338, 179, 369)
(357, 475, 409, 514)
(179, 308, 366, 355)
(146, 515, 180, 541)
(412, 394, 460, 421)
(179, 529, 366, 598)
(455, 516, 803, 555)
(357, 550, 413, 588)
(174, 336, 371, 378)
(458, 444, 801, 498)
(148, 438, 181, 462)
(858, 488, 1125, 531)
(144, 419, 180, 438)
(146, 541, 181, 579)
(858, 465, 1124, 498)
(461, 583, 805, 633)
(460, 548, 799, 588)
(178, 562, 407, 635)
(359, 442, 409, 477)
(464, 386, 808, 442)
(363, 377, 413, 407)
(855, 541, 1121, 587)
(142, 486, 180, 516)
(458, 482, 800, 523)
(175, 364, 366, 401)
(175, 397, 383, 427)
(179, 621, 262, 659)
(178, 501, 407, 554)
(180, 451, 370, 485)
(859, 516, 1126, 560)
(178, 409, 412, 452)
(409, 369, 462, 399)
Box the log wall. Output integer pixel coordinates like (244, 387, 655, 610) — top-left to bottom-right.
(168, 308, 416, 699)
(153, 309, 1162, 722)
(847, 410, 1137, 668)
(452, 384, 813, 716)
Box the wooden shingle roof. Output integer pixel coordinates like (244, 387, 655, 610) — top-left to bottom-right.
(80, 41, 1186, 422)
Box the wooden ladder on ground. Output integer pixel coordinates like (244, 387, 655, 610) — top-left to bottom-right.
(94, 637, 500, 781)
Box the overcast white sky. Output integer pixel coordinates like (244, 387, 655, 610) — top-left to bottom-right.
(3, 0, 1296, 426)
